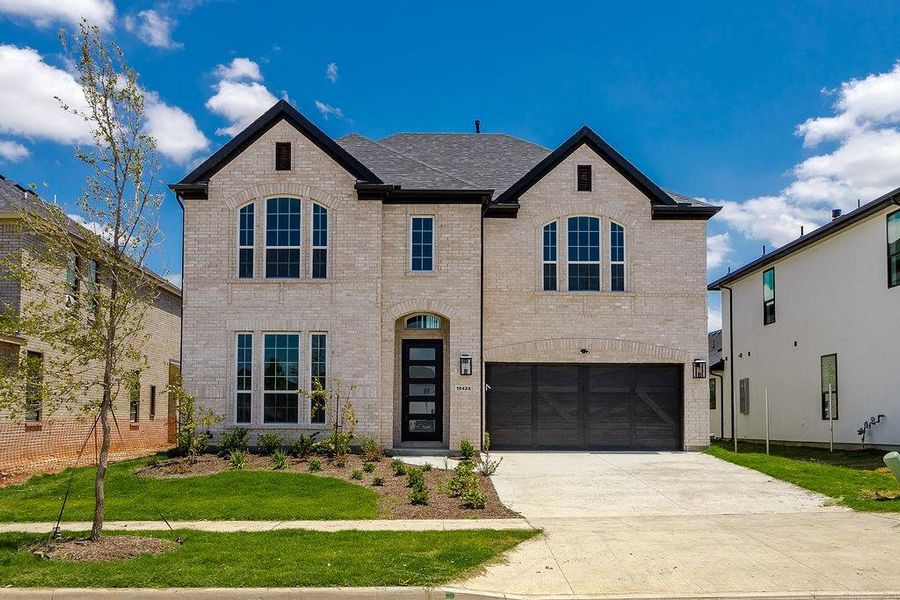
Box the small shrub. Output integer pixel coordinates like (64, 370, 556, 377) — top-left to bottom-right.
(478, 456, 503, 477)
(308, 458, 322, 472)
(448, 461, 477, 497)
(221, 427, 249, 455)
(422, 462, 433, 472)
(272, 449, 288, 470)
(409, 484, 429, 505)
(459, 438, 476, 461)
(228, 449, 246, 470)
(372, 476, 384, 486)
(362, 461, 375, 473)
(360, 437, 384, 462)
(461, 484, 487, 509)
(406, 467, 425, 489)
(350, 469, 363, 480)
(390, 458, 407, 476)
(256, 432, 284, 456)
(289, 432, 319, 458)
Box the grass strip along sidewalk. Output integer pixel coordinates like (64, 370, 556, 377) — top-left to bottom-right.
(0, 529, 538, 588)
(708, 441, 900, 512)
(0, 458, 378, 522)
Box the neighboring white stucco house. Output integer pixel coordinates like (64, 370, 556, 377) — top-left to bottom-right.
(709, 189, 900, 449)
(171, 100, 719, 453)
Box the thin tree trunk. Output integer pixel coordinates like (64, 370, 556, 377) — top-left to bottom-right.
(91, 276, 118, 542)
(90, 387, 110, 541)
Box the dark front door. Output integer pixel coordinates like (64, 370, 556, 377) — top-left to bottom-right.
(402, 339, 443, 441)
(486, 363, 682, 451)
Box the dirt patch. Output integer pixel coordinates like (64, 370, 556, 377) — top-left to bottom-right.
(137, 453, 519, 520)
(32, 535, 177, 562)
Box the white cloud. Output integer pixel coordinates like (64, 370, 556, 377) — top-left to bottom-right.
(315, 100, 343, 120)
(0, 45, 92, 144)
(717, 61, 900, 249)
(207, 58, 276, 136)
(708, 304, 722, 333)
(164, 272, 182, 288)
(214, 57, 263, 82)
(124, 9, 182, 50)
(706, 233, 732, 270)
(67, 213, 114, 243)
(326, 62, 338, 83)
(0, 140, 29, 162)
(144, 92, 208, 164)
(0, 45, 207, 164)
(0, 0, 116, 29)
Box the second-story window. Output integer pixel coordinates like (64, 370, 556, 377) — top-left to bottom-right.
(763, 267, 775, 325)
(542, 221, 557, 291)
(889, 210, 899, 288)
(65, 253, 79, 308)
(410, 216, 434, 272)
(266, 197, 301, 278)
(610, 222, 625, 292)
(567, 216, 600, 291)
(312, 203, 328, 279)
(238, 203, 254, 279)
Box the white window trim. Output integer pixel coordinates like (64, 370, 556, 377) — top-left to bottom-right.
(566, 215, 601, 292)
(609, 220, 626, 292)
(261, 331, 302, 426)
(308, 331, 329, 427)
(264, 197, 302, 280)
(310, 202, 329, 279)
(409, 215, 435, 273)
(235, 332, 253, 425)
(542, 220, 558, 291)
(237, 201, 255, 279)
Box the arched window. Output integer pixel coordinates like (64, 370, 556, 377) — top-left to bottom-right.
(542, 221, 557, 291)
(405, 314, 441, 329)
(610, 222, 625, 292)
(265, 197, 301, 278)
(311, 203, 328, 279)
(567, 216, 600, 291)
(238, 203, 254, 279)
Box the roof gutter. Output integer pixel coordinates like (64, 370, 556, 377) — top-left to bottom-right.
(169, 182, 208, 201)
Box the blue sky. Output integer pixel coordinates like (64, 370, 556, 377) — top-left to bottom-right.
(2, 1, 900, 329)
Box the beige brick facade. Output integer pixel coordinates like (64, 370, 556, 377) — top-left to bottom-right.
(484, 145, 709, 450)
(0, 218, 182, 474)
(181, 116, 710, 452)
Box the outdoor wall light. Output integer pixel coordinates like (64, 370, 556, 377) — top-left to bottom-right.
(693, 359, 707, 379)
(459, 354, 473, 376)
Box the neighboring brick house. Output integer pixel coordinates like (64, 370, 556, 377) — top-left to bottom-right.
(709, 190, 900, 449)
(0, 175, 182, 474)
(172, 100, 719, 452)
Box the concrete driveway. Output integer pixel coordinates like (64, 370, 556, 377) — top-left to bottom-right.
(456, 451, 900, 598)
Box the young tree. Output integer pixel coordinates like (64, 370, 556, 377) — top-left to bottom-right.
(0, 21, 164, 541)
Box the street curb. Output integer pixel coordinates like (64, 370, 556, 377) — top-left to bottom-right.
(3, 589, 900, 600)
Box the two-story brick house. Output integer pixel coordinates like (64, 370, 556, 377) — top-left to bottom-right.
(172, 100, 719, 452)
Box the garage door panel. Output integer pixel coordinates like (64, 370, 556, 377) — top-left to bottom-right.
(535, 365, 579, 449)
(488, 363, 682, 451)
(486, 364, 533, 449)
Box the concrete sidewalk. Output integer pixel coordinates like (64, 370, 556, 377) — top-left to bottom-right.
(0, 518, 532, 534)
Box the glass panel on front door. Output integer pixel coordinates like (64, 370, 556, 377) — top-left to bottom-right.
(402, 339, 443, 442)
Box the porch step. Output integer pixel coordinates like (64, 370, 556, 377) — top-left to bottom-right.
(390, 444, 452, 457)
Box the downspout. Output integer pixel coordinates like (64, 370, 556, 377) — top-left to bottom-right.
(479, 203, 486, 451)
(720, 284, 736, 452)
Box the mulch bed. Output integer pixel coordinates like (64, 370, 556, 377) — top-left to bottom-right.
(137, 453, 518, 520)
(31, 535, 177, 562)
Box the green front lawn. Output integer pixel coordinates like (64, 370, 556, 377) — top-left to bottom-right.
(0, 458, 377, 521)
(0, 529, 537, 587)
(708, 441, 900, 512)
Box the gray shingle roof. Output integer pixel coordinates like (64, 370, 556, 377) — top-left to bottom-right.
(337, 131, 704, 206)
(708, 329, 724, 370)
(338, 132, 551, 199)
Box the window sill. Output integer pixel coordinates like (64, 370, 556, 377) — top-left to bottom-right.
(129, 423, 140, 430)
(538, 290, 635, 297)
(405, 270, 437, 277)
(231, 278, 332, 284)
(24, 422, 42, 431)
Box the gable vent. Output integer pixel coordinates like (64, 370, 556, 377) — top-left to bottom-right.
(577, 165, 592, 192)
(275, 142, 292, 171)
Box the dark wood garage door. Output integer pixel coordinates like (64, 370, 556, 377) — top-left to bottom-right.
(486, 363, 682, 451)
